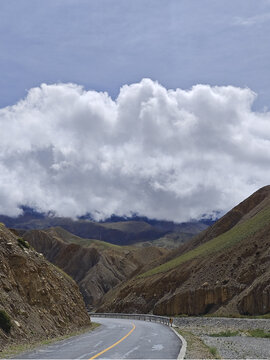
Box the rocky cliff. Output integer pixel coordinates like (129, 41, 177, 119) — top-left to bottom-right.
(0, 224, 90, 352)
(98, 186, 270, 316)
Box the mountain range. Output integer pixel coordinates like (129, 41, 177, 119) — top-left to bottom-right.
(0, 208, 211, 247)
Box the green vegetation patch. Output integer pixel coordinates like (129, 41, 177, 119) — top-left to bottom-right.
(208, 346, 220, 358)
(0, 309, 12, 333)
(79, 238, 123, 250)
(209, 330, 239, 337)
(248, 329, 270, 338)
(17, 237, 30, 250)
(51, 227, 123, 250)
(140, 206, 270, 277)
(84, 239, 122, 250)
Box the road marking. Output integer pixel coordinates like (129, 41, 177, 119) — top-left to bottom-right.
(94, 341, 103, 348)
(89, 322, 136, 359)
(152, 344, 164, 351)
(123, 345, 139, 358)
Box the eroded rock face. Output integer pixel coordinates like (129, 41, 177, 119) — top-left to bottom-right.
(154, 286, 240, 315)
(0, 224, 90, 351)
(238, 275, 270, 315)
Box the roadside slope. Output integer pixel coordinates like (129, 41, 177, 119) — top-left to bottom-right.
(0, 224, 90, 352)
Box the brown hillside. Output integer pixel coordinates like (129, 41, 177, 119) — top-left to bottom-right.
(170, 185, 270, 259)
(22, 227, 168, 309)
(98, 186, 270, 316)
(0, 224, 90, 352)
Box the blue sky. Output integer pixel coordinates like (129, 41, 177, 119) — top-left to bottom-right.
(1, 0, 270, 109)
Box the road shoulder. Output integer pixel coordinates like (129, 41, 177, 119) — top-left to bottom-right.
(1, 323, 100, 359)
(175, 329, 217, 359)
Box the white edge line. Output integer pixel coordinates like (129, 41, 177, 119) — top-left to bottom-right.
(171, 325, 187, 359)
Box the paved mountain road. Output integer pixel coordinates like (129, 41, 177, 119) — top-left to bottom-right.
(15, 317, 182, 359)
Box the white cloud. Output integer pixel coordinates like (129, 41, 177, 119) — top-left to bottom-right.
(234, 13, 270, 27)
(0, 79, 270, 221)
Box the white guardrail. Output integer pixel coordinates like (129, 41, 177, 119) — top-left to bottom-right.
(88, 312, 171, 326)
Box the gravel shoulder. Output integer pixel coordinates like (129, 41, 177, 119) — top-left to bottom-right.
(176, 329, 217, 359)
(174, 317, 270, 359)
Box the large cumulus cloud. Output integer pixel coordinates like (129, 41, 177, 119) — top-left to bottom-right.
(0, 79, 269, 221)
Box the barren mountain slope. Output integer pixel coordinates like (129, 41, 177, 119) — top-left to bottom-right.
(98, 186, 270, 316)
(0, 224, 90, 352)
(22, 227, 168, 308)
(168, 185, 270, 259)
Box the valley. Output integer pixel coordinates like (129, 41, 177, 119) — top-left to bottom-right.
(1, 186, 269, 358)
(21, 227, 169, 308)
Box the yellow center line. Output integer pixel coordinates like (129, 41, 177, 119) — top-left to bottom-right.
(89, 322, 136, 359)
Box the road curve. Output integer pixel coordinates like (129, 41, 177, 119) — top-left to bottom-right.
(15, 317, 182, 359)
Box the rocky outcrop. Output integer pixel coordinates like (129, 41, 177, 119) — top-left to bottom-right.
(237, 272, 270, 315)
(0, 224, 90, 351)
(154, 286, 240, 315)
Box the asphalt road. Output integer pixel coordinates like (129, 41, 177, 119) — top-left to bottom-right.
(15, 317, 182, 359)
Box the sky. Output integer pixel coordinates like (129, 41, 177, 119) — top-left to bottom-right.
(0, 0, 270, 221)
